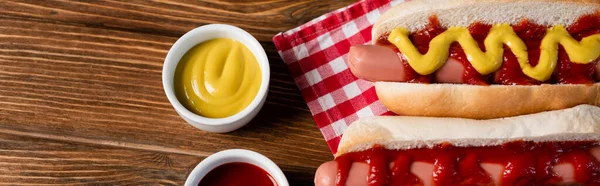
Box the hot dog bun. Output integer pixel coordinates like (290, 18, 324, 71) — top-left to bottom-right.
(372, 0, 600, 42)
(376, 82, 600, 119)
(336, 105, 600, 157)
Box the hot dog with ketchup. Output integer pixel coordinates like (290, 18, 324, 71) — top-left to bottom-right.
(315, 105, 600, 186)
(347, 0, 600, 119)
(314, 0, 600, 185)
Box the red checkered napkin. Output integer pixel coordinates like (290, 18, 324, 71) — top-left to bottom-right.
(273, 0, 406, 154)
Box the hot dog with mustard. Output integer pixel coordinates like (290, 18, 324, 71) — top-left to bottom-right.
(348, 0, 600, 119)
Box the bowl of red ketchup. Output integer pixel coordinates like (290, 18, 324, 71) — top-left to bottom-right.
(185, 149, 289, 186)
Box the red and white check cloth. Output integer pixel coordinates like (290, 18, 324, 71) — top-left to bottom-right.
(273, 0, 405, 154)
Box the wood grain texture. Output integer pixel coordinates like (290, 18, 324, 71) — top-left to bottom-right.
(0, 132, 196, 185)
(0, 0, 355, 185)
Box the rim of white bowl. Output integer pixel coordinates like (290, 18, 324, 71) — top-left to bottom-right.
(184, 149, 289, 186)
(162, 24, 270, 126)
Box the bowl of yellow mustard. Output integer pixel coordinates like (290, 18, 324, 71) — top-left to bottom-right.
(162, 24, 269, 133)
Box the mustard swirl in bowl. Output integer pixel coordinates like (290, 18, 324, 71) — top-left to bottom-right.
(174, 38, 261, 118)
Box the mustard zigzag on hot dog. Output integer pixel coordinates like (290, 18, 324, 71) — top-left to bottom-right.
(388, 25, 600, 81)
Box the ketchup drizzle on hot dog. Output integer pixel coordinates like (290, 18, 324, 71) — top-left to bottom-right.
(390, 155, 420, 185)
(335, 141, 600, 186)
(376, 14, 600, 85)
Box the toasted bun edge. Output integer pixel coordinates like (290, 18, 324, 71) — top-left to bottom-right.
(375, 82, 600, 119)
(336, 105, 600, 157)
(372, 0, 600, 43)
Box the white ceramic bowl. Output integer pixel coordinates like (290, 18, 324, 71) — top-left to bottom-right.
(184, 149, 289, 186)
(162, 24, 270, 133)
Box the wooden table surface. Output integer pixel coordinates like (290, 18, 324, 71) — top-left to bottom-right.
(0, 0, 355, 185)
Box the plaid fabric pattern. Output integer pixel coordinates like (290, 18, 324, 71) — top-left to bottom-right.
(273, 0, 405, 154)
